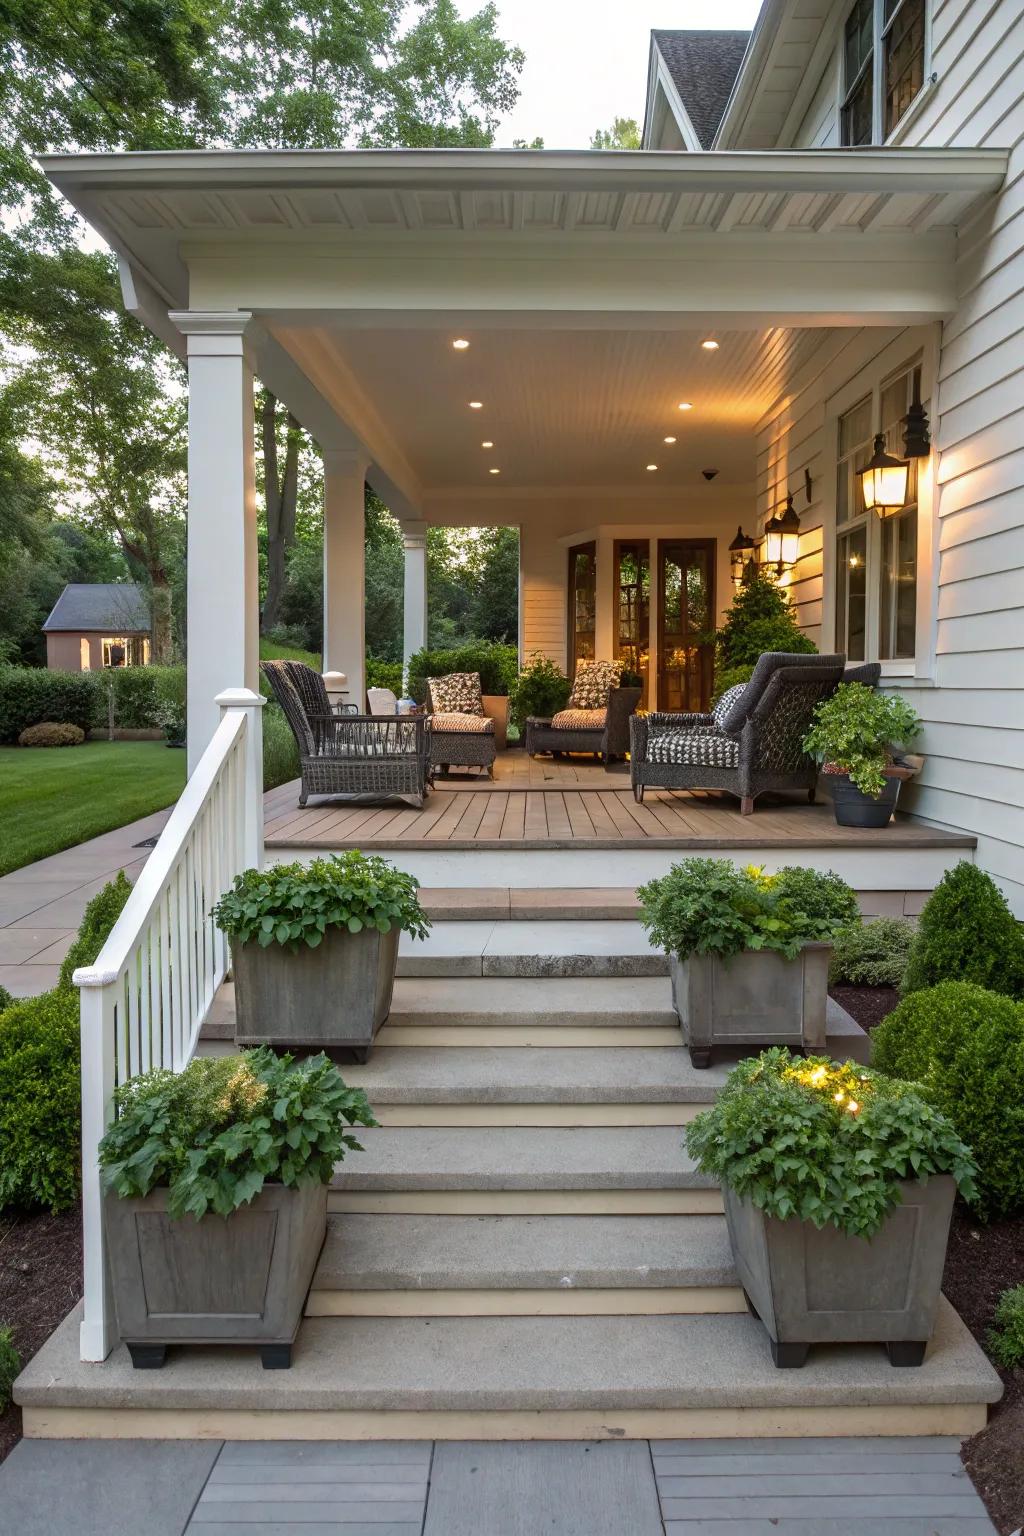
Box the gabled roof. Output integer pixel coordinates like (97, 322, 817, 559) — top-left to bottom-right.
(43, 582, 150, 634)
(651, 31, 751, 149)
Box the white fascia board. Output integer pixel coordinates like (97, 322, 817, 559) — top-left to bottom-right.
(641, 41, 704, 152)
(41, 146, 1008, 199)
(713, 0, 788, 149)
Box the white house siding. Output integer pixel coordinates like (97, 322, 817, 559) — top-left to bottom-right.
(791, 49, 839, 148)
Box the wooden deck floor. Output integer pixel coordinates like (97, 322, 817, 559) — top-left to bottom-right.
(264, 775, 975, 853)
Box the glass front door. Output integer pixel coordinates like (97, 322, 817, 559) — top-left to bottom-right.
(657, 540, 715, 713)
(567, 541, 596, 675)
(614, 540, 650, 704)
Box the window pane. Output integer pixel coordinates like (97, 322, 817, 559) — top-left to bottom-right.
(837, 526, 868, 661)
(842, 70, 874, 145)
(569, 545, 596, 669)
(615, 541, 650, 704)
(880, 507, 917, 659)
(885, 0, 925, 135)
(839, 396, 872, 456)
(845, 0, 874, 79)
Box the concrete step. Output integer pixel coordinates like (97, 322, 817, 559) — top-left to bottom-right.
(420, 888, 642, 922)
(307, 1212, 743, 1316)
(379, 975, 680, 1047)
(329, 1126, 721, 1214)
(397, 920, 665, 978)
(18, 1300, 1001, 1441)
(341, 1046, 724, 1126)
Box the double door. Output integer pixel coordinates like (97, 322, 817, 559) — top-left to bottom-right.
(656, 539, 715, 715)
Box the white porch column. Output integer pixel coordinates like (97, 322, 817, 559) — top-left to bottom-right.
(323, 449, 369, 709)
(171, 311, 259, 774)
(401, 519, 428, 670)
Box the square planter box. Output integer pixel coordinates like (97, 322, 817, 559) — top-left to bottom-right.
(105, 1179, 327, 1369)
(482, 695, 508, 752)
(724, 1175, 956, 1368)
(232, 923, 400, 1060)
(669, 944, 831, 1069)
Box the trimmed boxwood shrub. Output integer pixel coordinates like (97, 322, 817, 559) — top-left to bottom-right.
(407, 642, 518, 704)
(366, 655, 404, 695)
(901, 862, 1024, 999)
(18, 722, 86, 748)
(828, 917, 915, 988)
(0, 665, 99, 742)
(871, 980, 1024, 1220)
(0, 1327, 19, 1413)
(0, 873, 132, 1213)
(988, 1285, 1024, 1369)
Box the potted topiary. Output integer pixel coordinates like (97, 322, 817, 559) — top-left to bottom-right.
(802, 683, 921, 828)
(638, 859, 859, 1067)
(508, 653, 572, 734)
(686, 1048, 977, 1367)
(213, 851, 430, 1060)
(99, 1049, 375, 1368)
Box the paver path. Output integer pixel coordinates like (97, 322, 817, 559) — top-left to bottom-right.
(0, 1436, 997, 1534)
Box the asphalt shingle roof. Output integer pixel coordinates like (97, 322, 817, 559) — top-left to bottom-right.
(43, 582, 151, 634)
(653, 30, 751, 149)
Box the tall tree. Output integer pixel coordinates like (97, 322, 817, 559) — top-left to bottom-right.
(590, 116, 641, 149)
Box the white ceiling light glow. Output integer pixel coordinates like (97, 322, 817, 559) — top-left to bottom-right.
(664, 436, 677, 444)
(481, 440, 494, 448)
(701, 339, 720, 351)
(677, 401, 693, 412)
(452, 339, 470, 350)
(646, 464, 658, 472)
(469, 401, 483, 409)
(489, 467, 501, 475)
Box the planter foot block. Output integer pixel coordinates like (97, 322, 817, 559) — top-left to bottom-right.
(261, 1344, 293, 1370)
(127, 1343, 167, 1370)
(887, 1340, 928, 1367)
(688, 1047, 712, 1069)
(769, 1339, 809, 1369)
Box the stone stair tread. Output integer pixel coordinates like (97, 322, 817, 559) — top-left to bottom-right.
(387, 976, 676, 1025)
(341, 1046, 728, 1103)
(397, 920, 666, 977)
(312, 1213, 737, 1290)
(17, 1300, 1001, 1413)
(331, 1127, 716, 1190)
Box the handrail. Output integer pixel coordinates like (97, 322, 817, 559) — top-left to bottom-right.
(77, 687, 264, 1362)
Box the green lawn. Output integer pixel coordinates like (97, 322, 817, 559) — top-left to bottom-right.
(259, 636, 322, 668)
(0, 741, 186, 876)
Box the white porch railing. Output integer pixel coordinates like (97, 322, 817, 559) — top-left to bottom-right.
(74, 688, 265, 1362)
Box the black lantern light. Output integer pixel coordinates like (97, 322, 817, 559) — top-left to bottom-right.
(728, 525, 756, 588)
(860, 433, 910, 518)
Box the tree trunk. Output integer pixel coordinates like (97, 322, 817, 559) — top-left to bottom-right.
(261, 397, 302, 635)
(150, 580, 172, 664)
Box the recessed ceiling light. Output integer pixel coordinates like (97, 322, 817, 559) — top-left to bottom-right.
(678, 401, 693, 412)
(489, 467, 501, 475)
(664, 435, 677, 444)
(469, 400, 483, 409)
(701, 339, 720, 351)
(481, 440, 494, 448)
(452, 338, 470, 350)
(646, 464, 658, 472)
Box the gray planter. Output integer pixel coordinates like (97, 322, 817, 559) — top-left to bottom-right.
(669, 944, 831, 1069)
(724, 1175, 956, 1368)
(105, 1180, 327, 1370)
(232, 923, 400, 1060)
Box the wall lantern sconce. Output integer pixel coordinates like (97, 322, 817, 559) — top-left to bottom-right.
(761, 494, 802, 573)
(902, 394, 931, 459)
(860, 433, 909, 518)
(728, 525, 756, 588)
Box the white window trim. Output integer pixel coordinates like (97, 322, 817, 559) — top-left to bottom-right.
(838, 0, 932, 147)
(822, 330, 939, 681)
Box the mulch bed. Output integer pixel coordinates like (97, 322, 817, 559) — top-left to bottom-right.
(943, 1207, 1024, 1536)
(828, 982, 900, 1033)
(0, 1205, 82, 1463)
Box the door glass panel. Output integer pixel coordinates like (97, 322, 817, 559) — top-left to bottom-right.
(836, 525, 868, 661)
(658, 541, 715, 714)
(880, 507, 917, 659)
(568, 543, 596, 673)
(614, 540, 650, 704)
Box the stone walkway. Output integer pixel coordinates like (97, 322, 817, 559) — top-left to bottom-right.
(0, 1436, 996, 1534)
(0, 807, 171, 998)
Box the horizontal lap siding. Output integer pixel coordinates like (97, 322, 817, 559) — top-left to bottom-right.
(898, 0, 1024, 912)
(520, 523, 566, 669)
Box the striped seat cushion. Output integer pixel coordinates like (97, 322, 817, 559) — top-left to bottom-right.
(550, 708, 607, 730)
(647, 729, 739, 768)
(431, 712, 495, 734)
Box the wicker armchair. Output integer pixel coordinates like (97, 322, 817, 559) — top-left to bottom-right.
(426, 674, 498, 778)
(262, 661, 431, 808)
(525, 686, 643, 765)
(629, 652, 846, 814)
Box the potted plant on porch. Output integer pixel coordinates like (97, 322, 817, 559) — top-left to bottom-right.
(214, 851, 430, 1060)
(802, 683, 921, 828)
(99, 1049, 376, 1368)
(686, 1048, 977, 1367)
(638, 859, 859, 1067)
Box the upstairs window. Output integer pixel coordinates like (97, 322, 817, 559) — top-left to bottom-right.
(841, 0, 927, 144)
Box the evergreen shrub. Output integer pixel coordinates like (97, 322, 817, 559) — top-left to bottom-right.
(901, 862, 1024, 999)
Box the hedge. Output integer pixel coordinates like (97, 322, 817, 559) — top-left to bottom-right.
(407, 643, 518, 705)
(0, 664, 187, 741)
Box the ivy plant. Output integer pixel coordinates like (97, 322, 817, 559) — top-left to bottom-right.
(212, 850, 430, 952)
(637, 858, 859, 963)
(99, 1049, 377, 1220)
(802, 683, 921, 798)
(685, 1047, 977, 1239)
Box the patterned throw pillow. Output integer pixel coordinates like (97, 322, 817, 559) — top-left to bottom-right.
(550, 708, 607, 730)
(568, 660, 621, 710)
(711, 683, 746, 731)
(429, 673, 484, 716)
(648, 729, 739, 768)
(429, 712, 494, 734)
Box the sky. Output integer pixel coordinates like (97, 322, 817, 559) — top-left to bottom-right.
(475, 0, 764, 150)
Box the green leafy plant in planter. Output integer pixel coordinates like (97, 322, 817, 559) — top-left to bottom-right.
(638, 860, 858, 1067)
(98, 1051, 375, 1368)
(99, 1049, 375, 1219)
(213, 852, 429, 1056)
(803, 683, 921, 799)
(687, 1048, 977, 1367)
(508, 653, 572, 731)
(638, 858, 859, 962)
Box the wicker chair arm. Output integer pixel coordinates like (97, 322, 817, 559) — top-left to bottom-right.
(647, 711, 715, 731)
